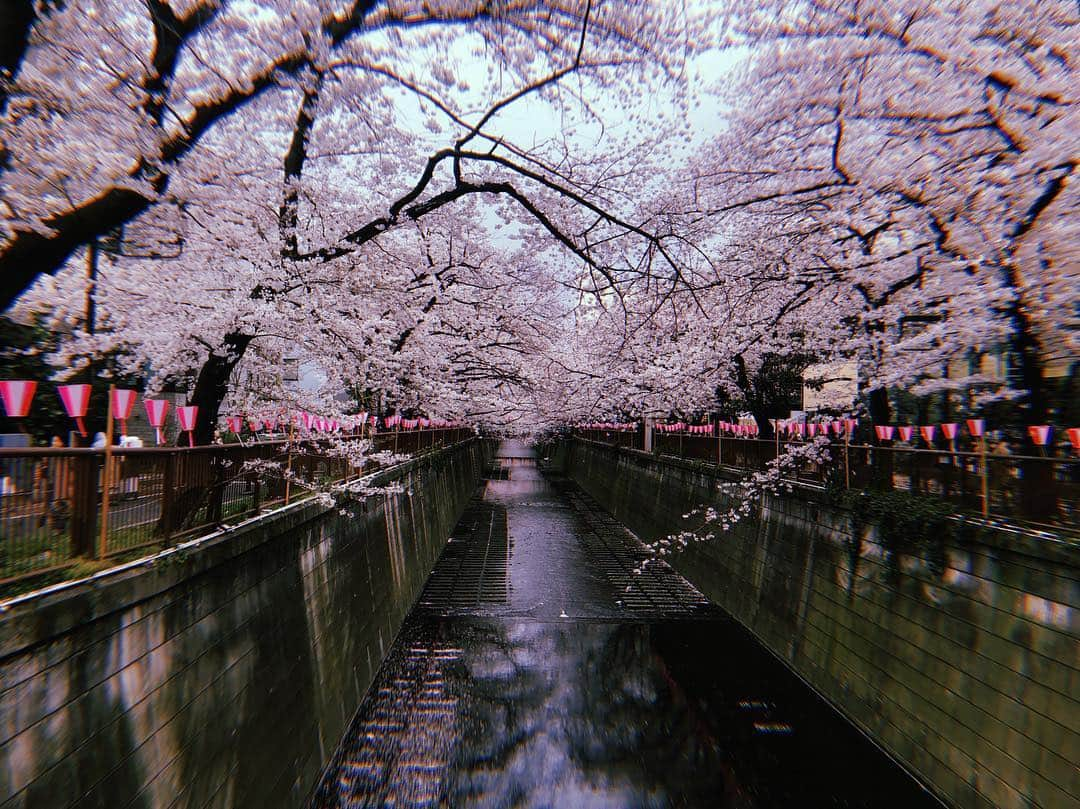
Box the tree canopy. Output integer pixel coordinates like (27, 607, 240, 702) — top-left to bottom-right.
(2, 0, 1075, 436)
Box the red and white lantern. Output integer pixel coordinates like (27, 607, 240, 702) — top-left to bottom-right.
(177, 405, 198, 447)
(920, 425, 937, 445)
(1067, 428, 1080, 454)
(57, 384, 92, 437)
(1027, 425, 1051, 447)
(226, 416, 243, 434)
(0, 380, 36, 418)
(898, 426, 915, 442)
(966, 419, 985, 438)
(144, 399, 170, 445)
(874, 425, 895, 442)
(844, 418, 858, 436)
(111, 389, 138, 436)
(941, 423, 959, 442)
(263, 415, 278, 431)
(248, 418, 262, 432)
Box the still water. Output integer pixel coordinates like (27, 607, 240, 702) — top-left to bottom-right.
(310, 441, 939, 808)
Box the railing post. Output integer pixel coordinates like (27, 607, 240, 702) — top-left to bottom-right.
(98, 384, 116, 559)
(161, 451, 175, 542)
(71, 453, 99, 558)
(285, 422, 295, 505)
(844, 433, 851, 489)
(251, 453, 262, 516)
(980, 438, 990, 518)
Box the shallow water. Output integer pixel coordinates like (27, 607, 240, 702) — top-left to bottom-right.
(310, 440, 939, 808)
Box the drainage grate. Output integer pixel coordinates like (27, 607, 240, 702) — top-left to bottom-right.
(417, 497, 511, 613)
(309, 623, 461, 808)
(550, 477, 718, 619)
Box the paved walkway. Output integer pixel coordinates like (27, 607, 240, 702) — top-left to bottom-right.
(310, 441, 937, 808)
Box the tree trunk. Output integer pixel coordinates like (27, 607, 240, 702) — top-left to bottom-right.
(1006, 297, 1056, 518)
(867, 387, 893, 490)
(867, 386, 891, 426)
(188, 332, 252, 444)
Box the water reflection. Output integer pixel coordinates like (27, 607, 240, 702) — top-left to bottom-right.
(314, 614, 936, 807)
(311, 441, 937, 807)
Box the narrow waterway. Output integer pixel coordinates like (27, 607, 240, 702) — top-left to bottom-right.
(310, 441, 939, 808)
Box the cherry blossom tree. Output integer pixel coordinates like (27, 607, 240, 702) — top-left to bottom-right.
(9, 0, 718, 440)
(690, 0, 1077, 425)
(1, 0, 702, 311)
(6, 0, 1073, 451)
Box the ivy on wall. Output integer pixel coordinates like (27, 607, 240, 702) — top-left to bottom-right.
(833, 488, 956, 579)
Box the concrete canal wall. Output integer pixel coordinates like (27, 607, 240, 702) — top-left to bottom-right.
(561, 439, 1078, 809)
(0, 439, 486, 809)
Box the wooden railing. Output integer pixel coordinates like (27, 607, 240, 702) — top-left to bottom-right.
(574, 429, 1079, 533)
(0, 428, 473, 587)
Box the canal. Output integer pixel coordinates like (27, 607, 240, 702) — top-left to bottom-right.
(310, 441, 940, 808)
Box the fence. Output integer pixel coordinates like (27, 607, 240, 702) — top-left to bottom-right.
(0, 428, 472, 587)
(575, 428, 1079, 533)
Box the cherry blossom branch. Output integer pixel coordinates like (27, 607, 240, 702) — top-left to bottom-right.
(633, 438, 834, 575)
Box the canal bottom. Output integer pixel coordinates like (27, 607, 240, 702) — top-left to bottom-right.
(310, 445, 940, 808)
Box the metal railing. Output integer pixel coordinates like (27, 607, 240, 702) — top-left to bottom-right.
(574, 429, 1079, 533)
(0, 428, 472, 587)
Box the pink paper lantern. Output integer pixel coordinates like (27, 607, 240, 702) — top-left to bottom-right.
(226, 416, 243, 434)
(57, 384, 92, 437)
(111, 389, 137, 436)
(248, 418, 262, 432)
(920, 425, 937, 445)
(1067, 427, 1080, 454)
(844, 418, 858, 435)
(874, 425, 894, 442)
(898, 426, 914, 442)
(966, 419, 985, 438)
(1027, 425, 1051, 447)
(941, 423, 959, 441)
(144, 399, 170, 445)
(0, 380, 36, 418)
(177, 405, 198, 447)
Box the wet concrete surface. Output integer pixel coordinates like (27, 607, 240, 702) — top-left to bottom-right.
(310, 441, 940, 808)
